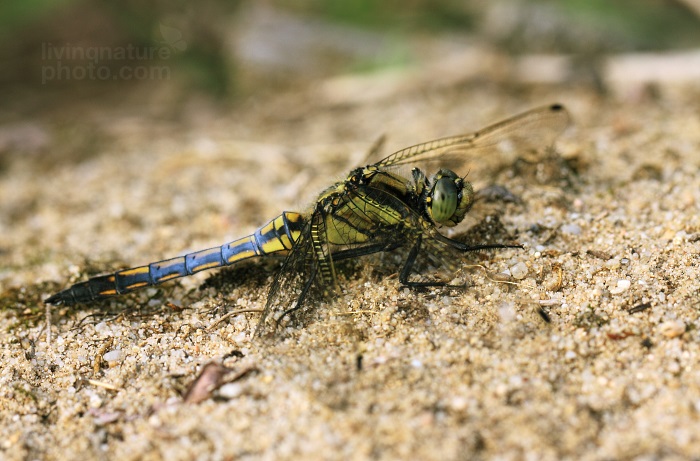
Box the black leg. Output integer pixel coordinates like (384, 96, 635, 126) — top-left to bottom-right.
(331, 241, 402, 261)
(399, 232, 521, 289)
(273, 240, 403, 328)
(431, 231, 522, 253)
(398, 235, 462, 288)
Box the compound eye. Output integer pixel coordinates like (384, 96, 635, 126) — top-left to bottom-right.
(431, 177, 459, 224)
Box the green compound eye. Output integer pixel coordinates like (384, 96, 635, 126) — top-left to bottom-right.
(431, 176, 459, 224)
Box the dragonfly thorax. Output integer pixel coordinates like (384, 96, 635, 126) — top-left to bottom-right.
(422, 168, 474, 227)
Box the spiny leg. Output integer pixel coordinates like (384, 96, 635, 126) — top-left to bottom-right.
(399, 233, 522, 289)
(269, 238, 403, 329)
(332, 241, 402, 261)
(430, 231, 523, 253)
(398, 235, 457, 288)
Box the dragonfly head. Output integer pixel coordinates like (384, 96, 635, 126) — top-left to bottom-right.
(426, 169, 474, 227)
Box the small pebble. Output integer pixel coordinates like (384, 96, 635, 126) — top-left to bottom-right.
(510, 262, 529, 280)
(450, 396, 469, 412)
(499, 302, 516, 323)
(561, 223, 581, 235)
(89, 393, 103, 408)
(93, 411, 122, 426)
(94, 322, 111, 335)
(659, 320, 685, 338)
(609, 279, 631, 294)
(103, 350, 122, 362)
(218, 382, 243, 399)
(604, 258, 621, 270)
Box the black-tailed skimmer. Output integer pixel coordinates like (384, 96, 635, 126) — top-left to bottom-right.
(45, 104, 570, 336)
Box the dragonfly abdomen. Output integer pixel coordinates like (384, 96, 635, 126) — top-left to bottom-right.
(45, 212, 305, 306)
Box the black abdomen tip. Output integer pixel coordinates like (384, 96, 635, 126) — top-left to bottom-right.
(44, 287, 78, 305)
(44, 293, 66, 305)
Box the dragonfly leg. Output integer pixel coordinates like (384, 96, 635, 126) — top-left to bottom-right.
(399, 231, 522, 289)
(399, 235, 461, 288)
(273, 241, 403, 328)
(431, 231, 523, 253)
(331, 241, 402, 261)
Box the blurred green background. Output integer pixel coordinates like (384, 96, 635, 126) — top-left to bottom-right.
(1, 0, 699, 104)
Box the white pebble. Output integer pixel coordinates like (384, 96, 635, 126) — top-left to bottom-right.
(510, 262, 529, 280)
(89, 392, 103, 408)
(498, 302, 516, 323)
(450, 396, 469, 412)
(609, 279, 631, 294)
(103, 350, 122, 362)
(218, 382, 243, 399)
(659, 320, 685, 338)
(561, 223, 581, 235)
(604, 258, 621, 270)
(94, 322, 111, 335)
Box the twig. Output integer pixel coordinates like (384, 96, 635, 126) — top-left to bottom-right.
(207, 308, 264, 331)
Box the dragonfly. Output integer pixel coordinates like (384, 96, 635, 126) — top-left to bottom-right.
(45, 104, 570, 336)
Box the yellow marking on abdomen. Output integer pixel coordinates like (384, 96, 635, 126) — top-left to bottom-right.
(260, 220, 276, 236)
(187, 248, 223, 273)
(118, 267, 150, 277)
(224, 236, 259, 264)
(259, 237, 288, 254)
(227, 249, 257, 264)
(155, 273, 181, 282)
(124, 282, 148, 290)
(191, 261, 220, 272)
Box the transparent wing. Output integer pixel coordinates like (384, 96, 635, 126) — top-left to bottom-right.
(375, 104, 570, 179)
(254, 185, 424, 337)
(255, 217, 319, 337)
(309, 208, 338, 292)
(254, 206, 346, 337)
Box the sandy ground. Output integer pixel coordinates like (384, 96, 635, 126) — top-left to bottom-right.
(1, 79, 700, 460)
